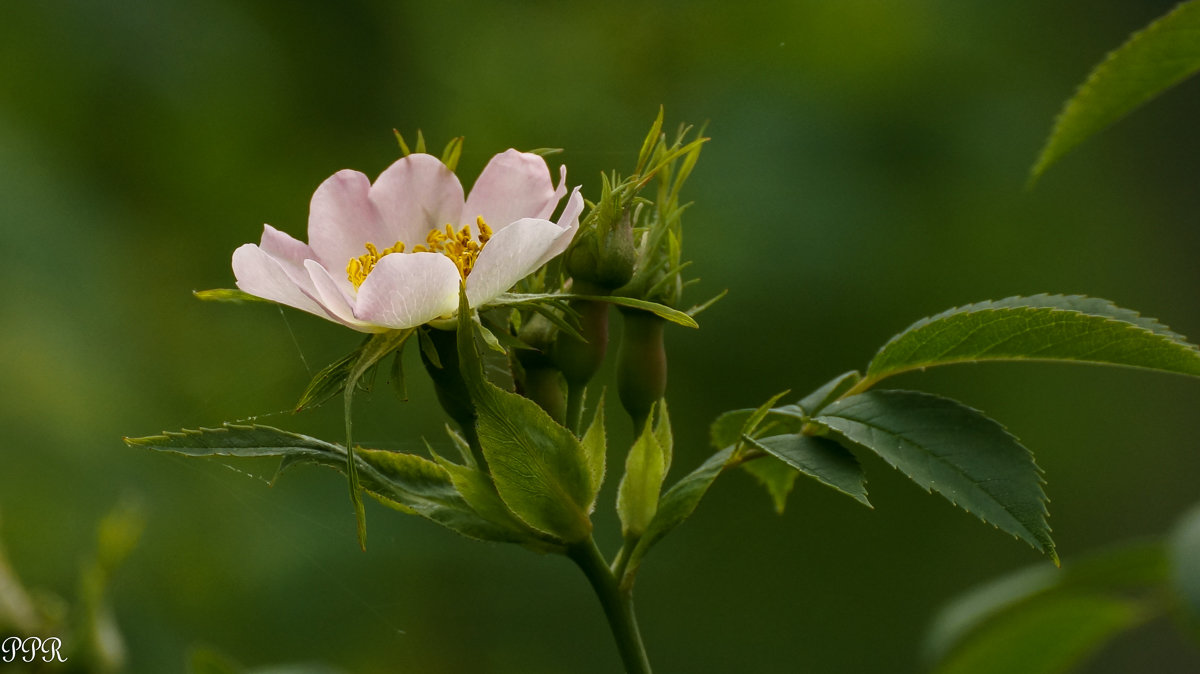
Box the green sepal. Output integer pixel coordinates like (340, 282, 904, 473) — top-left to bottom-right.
(193, 288, 271, 304)
(813, 390, 1056, 562)
(622, 447, 734, 586)
(455, 287, 593, 543)
(440, 136, 464, 172)
(295, 332, 414, 412)
(489, 292, 697, 328)
(746, 434, 870, 508)
(1031, 0, 1200, 182)
(863, 295, 1200, 390)
(341, 329, 413, 549)
(617, 408, 667, 538)
(579, 394, 607, 505)
(653, 399, 673, 474)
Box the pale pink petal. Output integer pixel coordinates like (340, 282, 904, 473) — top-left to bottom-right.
(536, 187, 584, 267)
(370, 154, 466, 246)
(232, 243, 330, 318)
(307, 170, 391, 271)
(464, 150, 562, 235)
(256, 224, 319, 291)
(354, 252, 462, 329)
(466, 222, 572, 308)
(303, 260, 381, 333)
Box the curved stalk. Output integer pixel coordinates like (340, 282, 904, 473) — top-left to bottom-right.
(567, 538, 652, 674)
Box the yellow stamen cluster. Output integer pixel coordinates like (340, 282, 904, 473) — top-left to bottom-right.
(346, 216, 494, 289)
(347, 241, 405, 289)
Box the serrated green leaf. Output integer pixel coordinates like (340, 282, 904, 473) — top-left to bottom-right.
(709, 406, 806, 450)
(814, 390, 1055, 561)
(193, 288, 272, 304)
(1032, 0, 1200, 181)
(863, 295, 1200, 389)
(456, 288, 593, 542)
(127, 424, 518, 544)
(580, 396, 607, 503)
(925, 540, 1167, 667)
(932, 595, 1150, 674)
(741, 457, 800, 514)
(623, 447, 733, 585)
(747, 434, 870, 507)
(1169, 500, 1200, 618)
(617, 414, 667, 538)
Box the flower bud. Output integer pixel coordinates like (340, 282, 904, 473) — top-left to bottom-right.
(565, 208, 637, 291)
(516, 313, 567, 424)
(617, 309, 667, 431)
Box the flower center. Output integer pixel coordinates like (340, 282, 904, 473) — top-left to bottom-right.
(346, 216, 493, 289)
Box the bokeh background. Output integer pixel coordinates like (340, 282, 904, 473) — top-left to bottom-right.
(3, 1, 1200, 672)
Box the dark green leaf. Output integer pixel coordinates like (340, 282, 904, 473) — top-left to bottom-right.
(865, 295, 1200, 387)
(747, 434, 870, 507)
(434, 456, 557, 550)
(623, 447, 734, 584)
(1032, 0, 1200, 181)
(709, 405, 804, 450)
(814, 390, 1055, 561)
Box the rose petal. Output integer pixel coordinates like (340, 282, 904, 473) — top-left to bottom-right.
(464, 150, 562, 235)
(232, 243, 329, 318)
(466, 219, 571, 308)
(354, 252, 462, 329)
(536, 187, 584, 267)
(370, 154, 466, 247)
(257, 224, 318, 291)
(307, 169, 390, 271)
(302, 259, 380, 333)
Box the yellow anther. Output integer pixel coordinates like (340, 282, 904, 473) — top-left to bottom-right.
(346, 218, 494, 288)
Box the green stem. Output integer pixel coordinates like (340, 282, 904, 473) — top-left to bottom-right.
(567, 538, 652, 674)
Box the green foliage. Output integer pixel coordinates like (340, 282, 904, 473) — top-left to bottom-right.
(813, 390, 1055, 561)
(622, 447, 734, 586)
(864, 295, 1200, 387)
(1032, 0, 1200, 181)
(455, 290, 594, 543)
(580, 395, 608, 500)
(925, 541, 1172, 674)
(746, 434, 870, 507)
(739, 458, 801, 514)
(617, 411, 667, 539)
(1170, 501, 1200, 618)
(125, 425, 544, 546)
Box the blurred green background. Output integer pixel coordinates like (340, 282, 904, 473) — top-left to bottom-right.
(3, 1, 1200, 672)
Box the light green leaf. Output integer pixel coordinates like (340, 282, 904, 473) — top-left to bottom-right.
(747, 434, 870, 507)
(932, 595, 1150, 674)
(126, 424, 518, 544)
(193, 288, 272, 303)
(623, 447, 734, 585)
(709, 405, 804, 450)
(1169, 500, 1200, 618)
(617, 414, 667, 538)
(740, 457, 800, 514)
(1032, 0, 1200, 181)
(489, 292, 698, 328)
(864, 295, 1200, 388)
(580, 395, 607, 503)
(814, 390, 1055, 561)
(926, 541, 1167, 666)
(653, 399, 673, 473)
(456, 288, 593, 542)
(433, 456, 557, 550)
